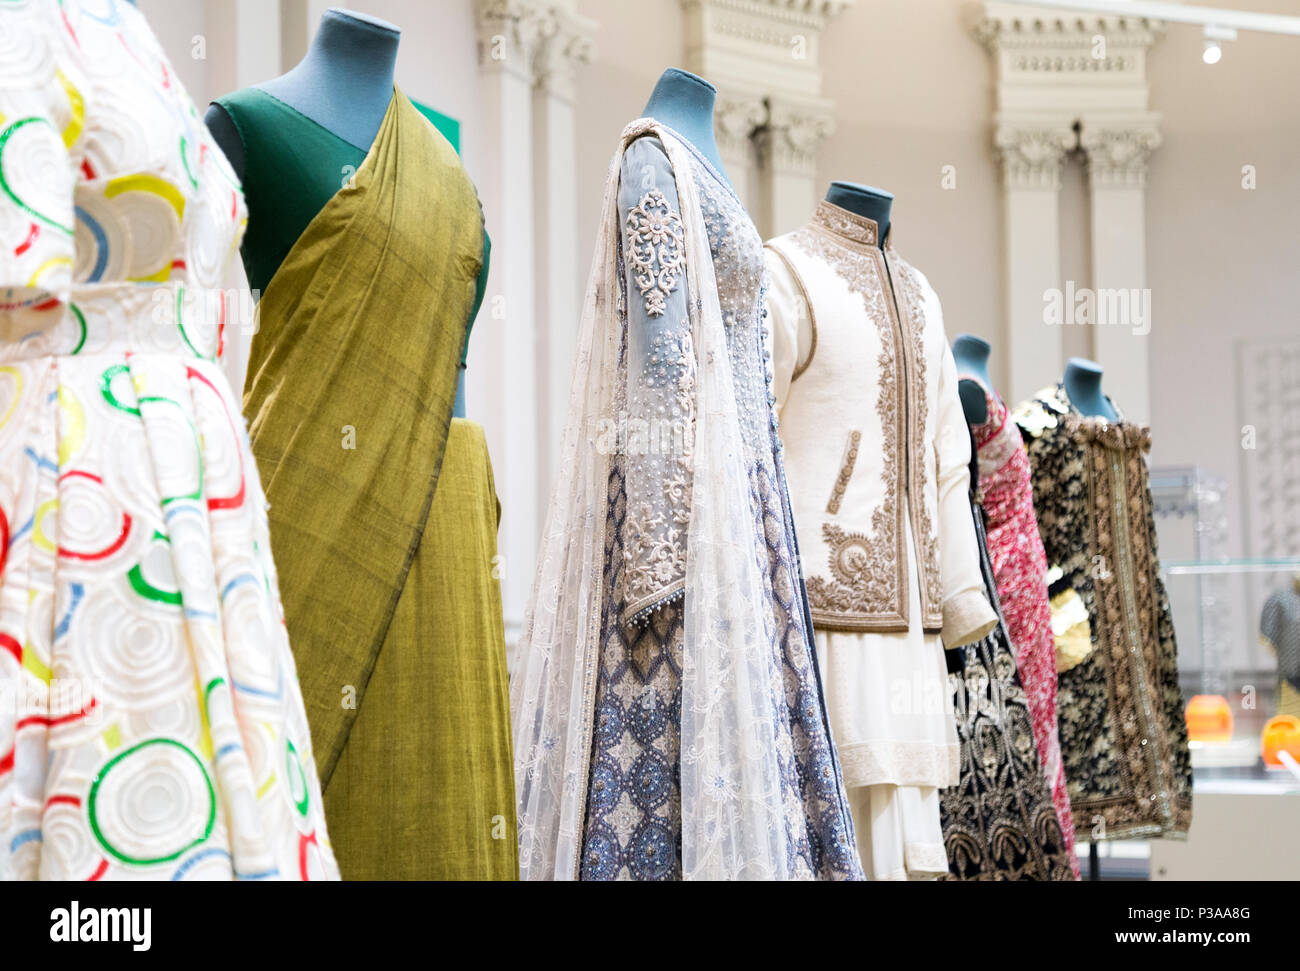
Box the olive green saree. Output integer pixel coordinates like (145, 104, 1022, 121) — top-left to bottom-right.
(241, 89, 517, 880)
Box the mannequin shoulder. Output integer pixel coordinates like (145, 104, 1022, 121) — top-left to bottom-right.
(204, 101, 245, 180)
(620, 134, 675, 197)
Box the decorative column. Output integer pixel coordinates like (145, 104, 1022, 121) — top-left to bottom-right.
(756, 96, 836, 237)
(994, 124, 1075, 405)
(474, 0, 548, 646)
(532, 2, 596, 532)
(1082, 122, 1161, 422)
(680, 0, 853, 237)
(713, 92, 766, 208)
(975, 3, 1164, 411)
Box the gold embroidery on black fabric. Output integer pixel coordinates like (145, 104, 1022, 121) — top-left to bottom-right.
(1016, 386, 1192, 841)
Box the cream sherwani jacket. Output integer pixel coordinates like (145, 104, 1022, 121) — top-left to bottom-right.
(765, 201, 994, 647)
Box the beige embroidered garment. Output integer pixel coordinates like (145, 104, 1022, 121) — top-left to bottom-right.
(765, 201, 996, 879)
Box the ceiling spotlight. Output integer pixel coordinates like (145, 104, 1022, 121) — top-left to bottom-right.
(1203, 24, 1238, 65)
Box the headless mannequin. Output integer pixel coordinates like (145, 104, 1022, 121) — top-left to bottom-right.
(641, 68, 733, 191)
(953, 334, 992, 425)
(825, 181, 893, 247)
(1064, 357, 1119, 421)
(206, 10, 484, 417)
(205, 9, 398, 178)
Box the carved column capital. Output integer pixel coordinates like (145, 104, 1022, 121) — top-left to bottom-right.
(475, 0, 549, 82)
(994, 124, 1076, 190)
(757, 97, 836, 176)
(533, 5, 596, 103)
(1081, 123, 1162, 188)
(713, 92, 767, 161)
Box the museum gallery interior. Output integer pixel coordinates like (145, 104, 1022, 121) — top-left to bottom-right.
(0, 0, 1297, 882)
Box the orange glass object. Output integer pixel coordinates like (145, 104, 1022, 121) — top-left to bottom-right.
(1261, 715, 1300, 768)
(1185, 694, 1234, 743)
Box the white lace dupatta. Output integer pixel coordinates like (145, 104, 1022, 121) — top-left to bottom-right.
(512, 121, 801, 881)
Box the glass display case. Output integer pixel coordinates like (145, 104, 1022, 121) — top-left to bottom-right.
(1140, 466, 1300, 880)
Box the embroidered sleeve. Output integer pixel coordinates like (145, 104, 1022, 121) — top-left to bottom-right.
(616, 136, 695, 630)
(761, 245, 815, 413)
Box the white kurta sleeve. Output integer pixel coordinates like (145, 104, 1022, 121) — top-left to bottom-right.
(934, 337, 998, 648)
(762, 247, 813, 415)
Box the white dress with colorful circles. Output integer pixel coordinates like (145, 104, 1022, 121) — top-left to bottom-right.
(0, 0, 339, 880)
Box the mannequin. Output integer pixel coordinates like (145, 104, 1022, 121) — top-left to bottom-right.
(1064, 357, 1119, 421)
(641, 68, 732, 190)
(206, 9, 485, 416)
(825, 181, 893, 247)
(205, 8, 398, 178)
(953, 334, 992, 425)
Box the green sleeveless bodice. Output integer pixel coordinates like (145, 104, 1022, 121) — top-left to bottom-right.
(213, 87, 488, 367)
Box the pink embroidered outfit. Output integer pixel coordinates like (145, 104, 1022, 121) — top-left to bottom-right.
(964, 378, 1078, 875)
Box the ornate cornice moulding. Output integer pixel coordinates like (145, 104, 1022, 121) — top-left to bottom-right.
(682, 0, 856, 30)
(974, 1, 1164, 50)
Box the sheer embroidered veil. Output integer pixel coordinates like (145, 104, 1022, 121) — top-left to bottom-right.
(511, 120, 805, 880)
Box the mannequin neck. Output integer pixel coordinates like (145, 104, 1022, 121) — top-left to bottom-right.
(953, 334, 993, 388)
(260, 9, 399, 152)
(953, 334, 993, 426)
(826, 181, 893, 247)
(1064, 357, 1119, 421)
(642, 68, 732, 189)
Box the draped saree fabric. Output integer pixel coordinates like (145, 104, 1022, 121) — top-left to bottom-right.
(241, 90, 517, 879)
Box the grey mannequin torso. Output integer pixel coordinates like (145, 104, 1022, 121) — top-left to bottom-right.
(204, 10, 487, 416)
(1064, 357, 1119, 421)
(640, 68, 733, 190)
(204, 8, 398, 180)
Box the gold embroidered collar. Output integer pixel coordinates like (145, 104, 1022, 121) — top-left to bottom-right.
(812, 200, 889, 250)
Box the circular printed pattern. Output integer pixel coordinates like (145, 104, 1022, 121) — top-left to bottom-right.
(190, 366, 244, 509)
(57, 470, 131, 561)
(0, 8, 53, 81)
(74, 585, 191, 709)
(137, 394, 202, 503)
(42, 795, 99, 879)
(0, 118, 73, 234)
(88, 738, 216, 867)
(104, 178, 182, 281)
(0, 0, 337, 881)
(285, 739, 310, 819)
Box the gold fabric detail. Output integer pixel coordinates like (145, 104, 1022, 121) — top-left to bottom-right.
(1050, 588, 1094, 673)
(826, 430, 862, 514)
(779, 202, 944, 632)
(780, 220, 907, 631)
(891, 257, 943, 632)
(813, 200, 878, 247)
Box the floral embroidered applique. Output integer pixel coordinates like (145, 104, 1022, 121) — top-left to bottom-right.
(626, 189, 686, 318)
